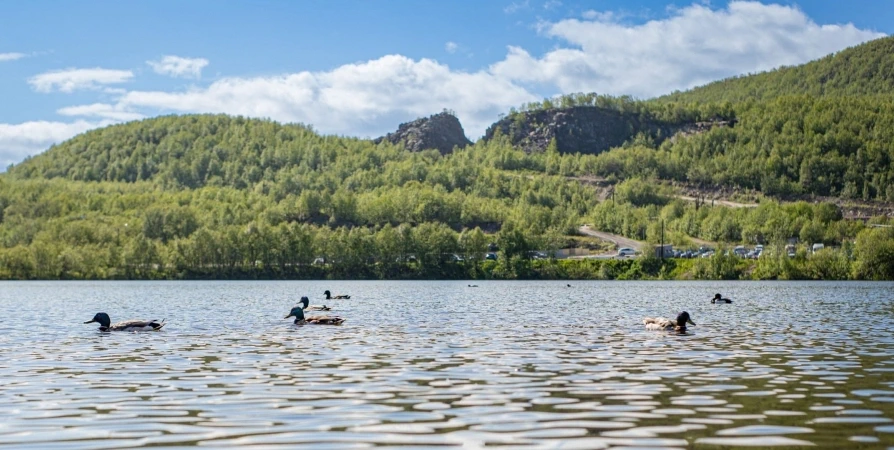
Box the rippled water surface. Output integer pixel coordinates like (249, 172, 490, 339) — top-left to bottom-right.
(1, 280, 894, 449)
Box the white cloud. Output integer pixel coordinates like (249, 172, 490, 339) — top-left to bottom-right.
(445, 41, 458, 54)
(119, 54, 537, 138)
(28, 68, 134, 93)
(504, 0, 530, 14)
(0, 52, 26, 62)
(0, 120, 113, 169)
(57, 103, 145, 122)
(147, 55, 209, 78)
(543, 0, 562, 10)
(491, 1, 886, 97)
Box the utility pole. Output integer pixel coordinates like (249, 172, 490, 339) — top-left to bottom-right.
(660, 219, 665, 259)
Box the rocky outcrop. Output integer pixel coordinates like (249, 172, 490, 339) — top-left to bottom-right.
(483, 106, 734, 154)
(375, 112, 472, 155)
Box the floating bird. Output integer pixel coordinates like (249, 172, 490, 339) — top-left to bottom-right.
(324, 290, 350, 300)
(643, 311, 695, 332)
(300, 296, 330, 311)
(712, 293, 733, 304)
(84, 313, 165, 332)
(285, 306, 345, 325)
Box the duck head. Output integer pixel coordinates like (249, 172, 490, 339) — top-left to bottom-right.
(84, 312, 111, 328)
(285, 306, 306, 323)
(299, 296, 310, 310)
(324, 290, 332, 300)
(676, 311, 696, 331)
(712, 293, 721, 304)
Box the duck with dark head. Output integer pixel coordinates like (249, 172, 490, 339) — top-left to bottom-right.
(84, 313, 166, 332)
(643, 311, 696, 333)
(300, 296, 330, 311)
(324, 290, 350, 300)
(285, 306, 345, 325)
(712, 293, 732, 304)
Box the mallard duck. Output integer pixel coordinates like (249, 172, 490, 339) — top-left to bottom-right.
(712, 293, 732, 304)
(285, 306, 345, 325)
(324, 290, 350, 300)
(300, 296, 330, 311)
(84, 312, 165, 332)
(643, 311, 695, 332)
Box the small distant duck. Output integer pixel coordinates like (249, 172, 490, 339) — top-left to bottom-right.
(300, 296, 330, 311)
(285, 306, 345, 325)
(643, 311, 696, 332)
(712, 293, 732, 304)
(84, 312, 165, 332)
(468, 284, 478, 287)
(324, 290, 350, 300)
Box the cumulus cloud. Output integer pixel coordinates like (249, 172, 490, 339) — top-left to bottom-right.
(119, 54, 537, 138)
(445, 41, 458, 54)
(0, 52, 26, 62)
(57, 103, 145, 122)
(147, 55, 209, 78)
(28, 68, 134, 93)
(491, 1, 886, 97)
(0, 120, 113, 169)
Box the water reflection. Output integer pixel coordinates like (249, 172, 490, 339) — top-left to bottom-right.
(0, 280, 892, 448)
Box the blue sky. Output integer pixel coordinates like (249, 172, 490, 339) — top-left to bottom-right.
(0, 1, 891, 169)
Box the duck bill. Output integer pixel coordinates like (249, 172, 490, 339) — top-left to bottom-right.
(84, 319, 96, 324)
(687, 319, 696, 326)
(284, 314, 293, 319)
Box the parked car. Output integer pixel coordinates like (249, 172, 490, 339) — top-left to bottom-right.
(618, 247, 636, 257)
(485, 252, 498, 261)
(812, 243, 825, 253)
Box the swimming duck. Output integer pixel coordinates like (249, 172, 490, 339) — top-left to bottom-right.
(84, 312, 165, 332)
(643, 311, 696, 332)
(712, 293, 732, 304)
(300, 296, 330, 311)
(285, 306, 345, 325)
(324, 290, 350, 300)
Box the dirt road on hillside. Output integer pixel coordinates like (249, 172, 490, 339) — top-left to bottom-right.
(578, 225, 645, 251)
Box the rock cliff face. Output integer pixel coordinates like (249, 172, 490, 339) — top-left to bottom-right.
(375, 112, 472, 155)
(483, 106, 733, 154)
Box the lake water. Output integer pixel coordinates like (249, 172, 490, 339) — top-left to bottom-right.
(1, 280, 893, 449)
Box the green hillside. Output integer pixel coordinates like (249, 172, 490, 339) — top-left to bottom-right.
(3, 36, 894, 281)
(660, 36, 894, 103)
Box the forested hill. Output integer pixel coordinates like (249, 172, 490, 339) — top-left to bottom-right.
(660, 36, 894, 104)
(7, 114, 385, 189)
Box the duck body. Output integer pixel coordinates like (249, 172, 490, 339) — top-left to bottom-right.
(711, 293, 732, 304)
(643, 311, 695, 332)
(299, 296, 330, 311)
(84, 313, 165, 332)
(324, 290, 350, 300)
(285, 306, 345, 325)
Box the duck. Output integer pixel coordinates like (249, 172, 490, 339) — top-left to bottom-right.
(285, 306, 345, 325)
(84, 312, 165, 332)
(324, 290, 350, 300)
(300, 296, 330, 311)
(712, 293, 732, 304)
(643, 311, 696, 332)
